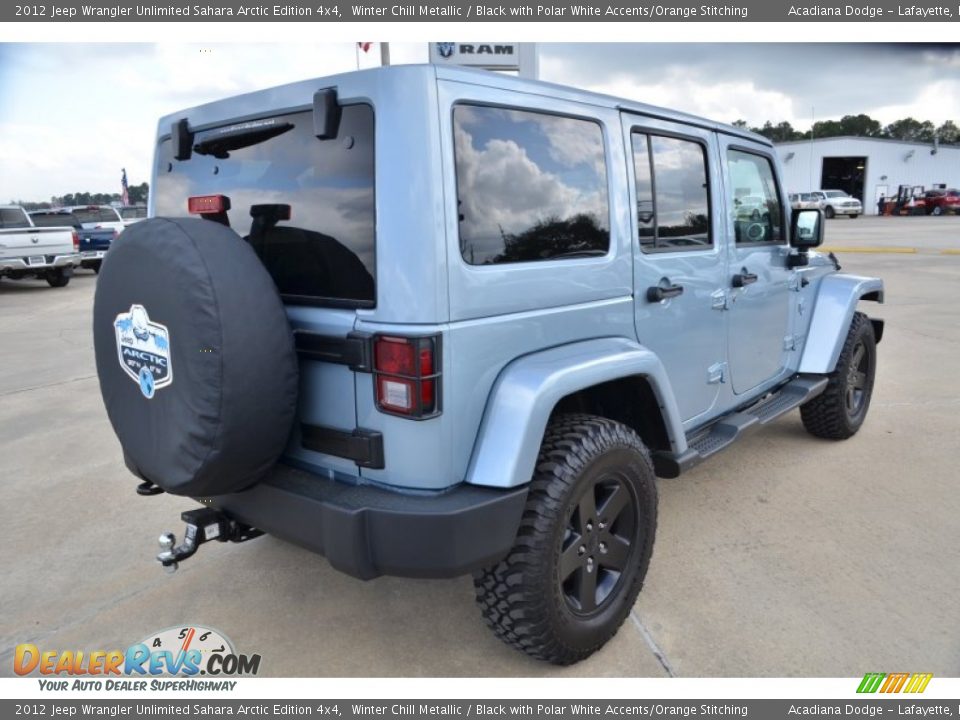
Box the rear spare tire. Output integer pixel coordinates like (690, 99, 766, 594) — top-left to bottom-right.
(93, 217, 299, 496)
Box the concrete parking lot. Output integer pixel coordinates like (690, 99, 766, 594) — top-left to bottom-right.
(2, 215, 958, 677)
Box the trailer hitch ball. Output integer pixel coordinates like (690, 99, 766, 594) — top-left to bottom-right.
(157, 532, 180, 573)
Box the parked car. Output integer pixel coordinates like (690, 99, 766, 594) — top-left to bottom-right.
(120, 205, 149, 226)
(924, 189, 960, 216)
(30, 209, 117, 273)
(91, 65, 884, 665)
(811, 190, 862, 218)
(789, 192, 821, 210)
(0, 205, 79, 287)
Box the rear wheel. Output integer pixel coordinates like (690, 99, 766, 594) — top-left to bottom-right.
(932, 206, 943, 216)
(801, 312, 876, 440)
(46, 269, 70, 288)
(849, 214, 858, 219)
(473, 414, 658, 665)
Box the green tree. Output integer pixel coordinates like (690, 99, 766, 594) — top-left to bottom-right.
(884, 117, 936, 142)
(128, 182, 149, 205)
(752, 120, 802, 143)
(838, 114, 883, 137)
(935, 120, 959, 144)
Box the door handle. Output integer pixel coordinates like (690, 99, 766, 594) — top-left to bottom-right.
(647, 284, 685, 302)
(732, 272, 758, 288)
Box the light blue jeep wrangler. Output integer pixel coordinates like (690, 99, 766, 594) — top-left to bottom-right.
(92, 65, 883, 665)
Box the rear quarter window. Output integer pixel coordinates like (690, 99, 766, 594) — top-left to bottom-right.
(0, 209, 30, 229)
(453, 104, 610, 266)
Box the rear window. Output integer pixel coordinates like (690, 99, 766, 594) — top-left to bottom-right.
(29, 212, 80, 229)
(154, 105, 376, 307)
(73, 207, 120, 224)
(0, 208, 30, 229)
(121, 206, 148, 219)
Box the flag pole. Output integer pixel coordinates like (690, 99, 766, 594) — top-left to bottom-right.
(380, 42, 390, 66)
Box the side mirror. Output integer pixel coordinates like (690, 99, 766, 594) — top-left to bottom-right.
(791, 208, 824, 249)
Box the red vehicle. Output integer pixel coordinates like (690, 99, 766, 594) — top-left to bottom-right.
(924, 189, 960, 216)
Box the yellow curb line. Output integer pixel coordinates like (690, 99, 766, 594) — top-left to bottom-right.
(819, 246, 917, 254)
(941, 249, 960, 255)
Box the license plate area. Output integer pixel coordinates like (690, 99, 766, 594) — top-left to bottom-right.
(28, 256, 46, 266)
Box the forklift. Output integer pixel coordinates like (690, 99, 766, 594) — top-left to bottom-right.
(893, 185, 927, 215)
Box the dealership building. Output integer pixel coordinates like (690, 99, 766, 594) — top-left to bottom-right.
(774, 136, 960, 214)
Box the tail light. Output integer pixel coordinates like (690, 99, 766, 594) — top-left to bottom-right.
(72, 231, 79, 252)
(373, 335, 441, 418)
(188, 194, 231, 215)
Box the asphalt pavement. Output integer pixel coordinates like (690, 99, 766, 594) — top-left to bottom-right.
(2, 215, 958, 677)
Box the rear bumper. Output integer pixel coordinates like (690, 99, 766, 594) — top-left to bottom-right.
(203, 464, 528, 580)
(0, 253, 80, 274)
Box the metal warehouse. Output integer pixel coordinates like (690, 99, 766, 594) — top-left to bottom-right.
(775, 136, 960, 215)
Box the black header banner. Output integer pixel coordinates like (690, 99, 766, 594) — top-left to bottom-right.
(6, 0, 959, 21)
(2, 699, 960, 718)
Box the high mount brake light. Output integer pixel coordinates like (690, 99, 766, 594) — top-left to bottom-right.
(373, 335, 440, 418)
(188, 195, 231, 215)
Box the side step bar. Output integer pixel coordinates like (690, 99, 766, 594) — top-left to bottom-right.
(652, 375, 828, 479)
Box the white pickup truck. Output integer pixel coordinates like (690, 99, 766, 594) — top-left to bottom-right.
(0, 205, 80, 287)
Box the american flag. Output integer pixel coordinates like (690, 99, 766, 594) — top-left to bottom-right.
(121, 168, 130, 206)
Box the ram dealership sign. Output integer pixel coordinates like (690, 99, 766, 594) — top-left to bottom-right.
(429, 43, 536, 74)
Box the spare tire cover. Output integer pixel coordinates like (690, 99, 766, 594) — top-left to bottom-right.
(93, 217, 299, 496)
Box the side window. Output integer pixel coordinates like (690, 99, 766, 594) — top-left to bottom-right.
(727, 149, 784, 244)
(453, 105, 609, 266)
(631, 132, 711, 251)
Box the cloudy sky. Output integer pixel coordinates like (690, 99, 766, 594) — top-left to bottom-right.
(1, 42, 957, 203)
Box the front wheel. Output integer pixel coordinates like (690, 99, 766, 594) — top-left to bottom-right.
(849, 214, 859, 219)
(474, 414, 658, 665)
(932, 206, 943, 216)
(801, 312, 876, 439)
(824, 206, 836, 219)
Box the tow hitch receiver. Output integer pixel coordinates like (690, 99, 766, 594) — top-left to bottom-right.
(157, 508, 263, 573)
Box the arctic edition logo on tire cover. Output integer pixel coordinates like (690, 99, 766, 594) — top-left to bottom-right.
(114, 304, 172, 399)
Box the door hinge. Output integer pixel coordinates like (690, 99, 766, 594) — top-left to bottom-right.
(784, 334, 804, 351)
(707, 361, 727, 384)
(711, 289, 728, 311)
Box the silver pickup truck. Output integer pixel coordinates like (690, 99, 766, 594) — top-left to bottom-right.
(0, 205, 80, 287)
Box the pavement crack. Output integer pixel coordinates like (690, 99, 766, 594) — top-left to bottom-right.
(0, 374, 97, 397)
(630, 609, 675, 677)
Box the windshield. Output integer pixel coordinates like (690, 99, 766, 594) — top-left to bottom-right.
(824, 191, 848, 198)
(154, 105, 376, 307)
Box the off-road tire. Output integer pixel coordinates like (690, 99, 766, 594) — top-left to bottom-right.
(801, 311, 876, 440)
(473, 414, 658, 665)
(46, 269, 70, 288)
(824, 205, 836, 219)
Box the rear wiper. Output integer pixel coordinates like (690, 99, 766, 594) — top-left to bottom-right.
(193, 118, 294, 159)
